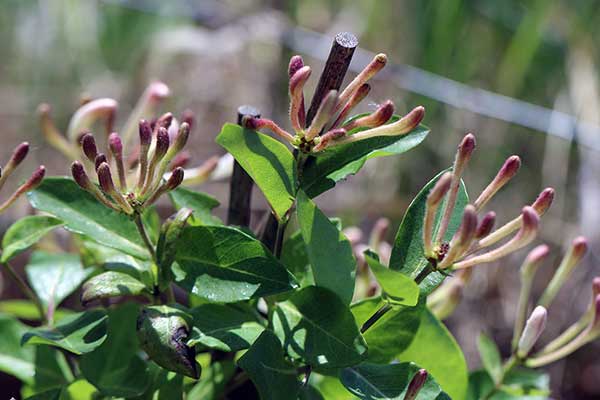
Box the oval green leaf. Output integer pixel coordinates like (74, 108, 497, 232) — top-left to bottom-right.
(81, 271, 149, 305)
(168, 187, 221, 225)
(1, 216, 63, 263)
(364, 252, 419, 306)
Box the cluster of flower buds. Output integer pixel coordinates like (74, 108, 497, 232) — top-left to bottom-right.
(500, 239, 600, 367)
(242, 54, 425, 153)
(0, 143, 45, 213)
(421, 133, 554, 272)
(38, 82, 222, 189)
(70, 113, 194, 214)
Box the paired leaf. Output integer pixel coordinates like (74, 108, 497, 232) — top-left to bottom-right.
(272, 286, 367, 370)
(397, 308, 468, 400)
(80, 303, 150, 397)
(216, 123, 297, 220)
(25, 251, 94, 311)
(340, 362, 449, 400)
(478, 333, 503, 384)
(27, 178, 150, 259)
(188, 303, 265, 352)
(364, 252, 419, 306)
(300, 124, 429, 198)
(137, 305, 200, 379)
(81, 271, 149, 305)
(389, 169, 469, 294)
(1, 216, 63, 262)
(238, 330, 300, 400)
(296, 190, 355, 304)
(351, 297, 423, 363)
(173, 225, 297, 303)
(168, 187, 221, 225)
(22, 310, 108, 354)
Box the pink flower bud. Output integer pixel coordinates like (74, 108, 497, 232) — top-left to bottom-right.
(97, 162, 116, 194)
(26, 166, 45, 190)
(423, 172, 453, 256)
(342, 100, 395, 131)
(156, 112, 173, 130)
(405, 369, 428, 400)
(139, 119, 152, 147)
(288, 55, 304, 77)
(520, 244, 549, 280)
(517, 306, 547, 357)
(71, 161, 91, 190)
(330, 83, 371, 129)
(81, 133, 98, 162)
(67, 98, 118, 142)
(289, 66, 311, 132)
(312, 128, 346, 152)
(458, 133, 476, 160)
(426, 172, 453, 208)
(170, 122, 190, 155)
(166, 167, 184, 191)
(305, 90, 338, 140)
(95, 153, 107, 171)
(170, 151, 191, 171)
(474, 155, 521, 211)
(476, 211, 496, 239)
(243, 117, 294, 143)
(155, 127, 170, 160)
(593, 277, 600, 298)
(338, 53, 387, 106)
(180, 109, 195, 130)
(532, 187, 555, 216)
(438, 205, 478, 268)
(147, 81, 170, 102)
(108, 132, 123, 156)
(9, 142, 30, 167)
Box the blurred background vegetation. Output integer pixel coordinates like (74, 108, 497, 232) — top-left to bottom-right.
(1, 0, 599, 398)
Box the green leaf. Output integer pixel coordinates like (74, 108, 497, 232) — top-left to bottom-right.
(0, 313, 35, 384)
(168, 187, 221, 225)
(280, 230, 313, 287)
(27, 178, 150, 259)
(272, 286, 367, 370)
(389, 169, 469, 294)
(310, 374, 354, 400)
(238, 330, 300, 400)
(340, 362, 450, 400)
(173, 225, 297, 302)
(296, 190, 355, 304)
(1, 216, 63, 262)
(25, 251, 94, 311)
(364, 252, 419, 306)
(32, 346, 72, 393)
(351, 297, 423, 363)
(137, 305, 200, 379)
(397, 308, 468, 400)
(0, 300, 72, 322)
(81, 271, 149, 305)
(187, 361, 235, 400)
(300, 124, 429, 198)
(80, 303, 151, 397)
(156, 208, 193, 287)
(22, 310, 108, 355)
(478, 333, 503, 384)
(468, 368, 550, 400)
(188, 303, 265, 352)
(216, 123, 297, 220)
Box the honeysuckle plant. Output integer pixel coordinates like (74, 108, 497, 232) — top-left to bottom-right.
(0, 35, 598, 400)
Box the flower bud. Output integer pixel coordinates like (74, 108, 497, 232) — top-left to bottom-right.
(71, 161, 91, 190)
(521, 244, 550, 280)
(97, 162, 116, 194)
(593, 277, 600, 298)
(67, 98, 118, 142)
(242, 117, 295, 142)
(438, 205, 478, 268)
(312, 128, 346, 152)
(108, 132, 127, 191)
(166, 167, 184, 191)
(289, 66, 311, 132)
(342, 100, 395, 131)
(81, 133, 98, 162)
(305, 90, 338, 140)
(453, 207, 539, 269)
(426, 172, 453, 208)
(9, 142, 30, 168)
(532, 187, 555, 216)
(94, 153, 107, 171)
(423, 172, 453, 256)
(405, 369, 428, 400)
(517, 306, 547, 358)
(168, 123, 190, 159)
(0, 165, 45, 212)
(338, 53, 387, 106)
(155, 127, 170, 160)
(539, 236, 588, 307)
(170, 151, 191, 171)
(330, 83, 371, 129)
(474, 155, 521, 211)
(156, 112, 173, 130)
(475, 211, 496, 239)
(139, 119, 152, 147)
(180, 156, 220, 186)
(288, 55, 304, 77)
(592, 295, 600, 331)
(180, 109, 195, 130)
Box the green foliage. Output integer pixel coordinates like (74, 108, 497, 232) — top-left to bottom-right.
(81, 271, 149, 305)
(1, 215, 63, 262)
(478, 333, 503, 384)
(364, 252, 419, 306)
(168, 187, 221, 225)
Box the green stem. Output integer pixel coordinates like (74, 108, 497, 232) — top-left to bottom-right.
(3, 262, 47, 325)
(483, 355, 518, 400)
(134, 213, 157, 264)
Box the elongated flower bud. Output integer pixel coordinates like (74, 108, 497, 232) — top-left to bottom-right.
(108, 132, 127, 191)
(539, 236, 588, 307)
(0, 142, 30, 190)
(453, 206, 539, 269)
(97, 162, 133, 214)
(95, 153, 107, 171)
(0, 166, 46, 213)
(474, 155, 521, 211)
(521, 244, 550, 280)
(475, 211, 496, 239)
(164, 122, 190, 164)
(166, 167, 184, 191)
(532, 187, 555, 215)
(67, 98, 117, 142)
(405, 369, 428, 400)
(330, 83, 371, 129)
(305, 90, 338, 140)
(342, 100, 394, 131)
(170, 151, 190, 171)
(38, 103, 78, 159)
(180, 109, 195, 130)
(517, 306, 547, 358)
(438, 205, 478, 268)
(312, 128, 346, 152)
(71, 161, 119, 211)
(289, 66, 311, 132)
(423, 172, 452, 257)
(139, 119, 152, 147)
(81, 133, 98, 162)
(338, 53, 387, 106)
(242, 116, 294, 142)
(140, 127, 170, 197)
(181, 156, 220, 186)
(288, 55, 304, 77)
(156, 112, 173, 131)
(121, 82, 170, 146)
(154, 127, 170, 160)
(137, 119, 152, 189)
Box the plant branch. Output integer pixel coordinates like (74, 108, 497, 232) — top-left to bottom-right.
(134, 213, 157, 263)
(3, 262, 47, 325)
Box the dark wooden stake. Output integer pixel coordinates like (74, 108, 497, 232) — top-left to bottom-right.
(305, 32, 358, 126)
(227, 105, 261, 227)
